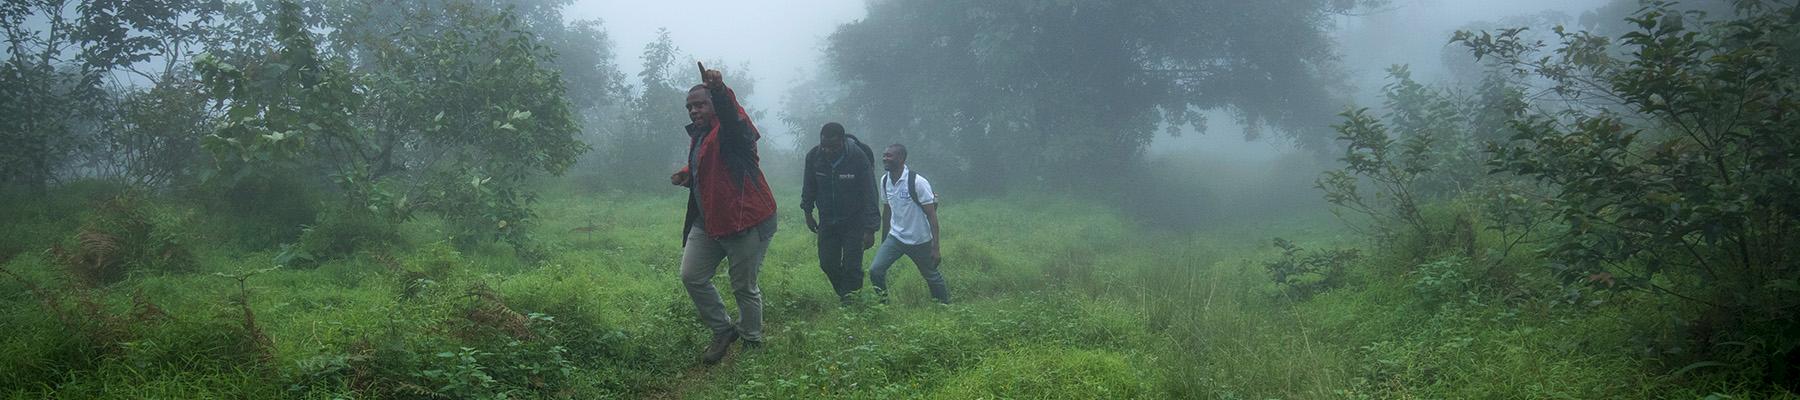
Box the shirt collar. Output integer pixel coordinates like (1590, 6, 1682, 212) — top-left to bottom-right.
(889, 165, 909, 183)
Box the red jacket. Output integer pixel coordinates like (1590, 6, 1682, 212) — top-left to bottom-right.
(679, 85, 776, 241)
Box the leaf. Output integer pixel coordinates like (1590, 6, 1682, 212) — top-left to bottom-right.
(1671, 361, 1730, 377)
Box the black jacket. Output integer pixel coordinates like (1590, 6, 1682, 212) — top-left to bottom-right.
(800, 142, 879, 232)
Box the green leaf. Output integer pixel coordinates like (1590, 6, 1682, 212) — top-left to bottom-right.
(1671, 361, 1730, 377)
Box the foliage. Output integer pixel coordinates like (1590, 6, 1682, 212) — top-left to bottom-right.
(193, 0, 591, 259)
(96, 78, 213, 188)
(1265, 237, 1361, 299)
(1460, 0, 1800, 386)
(1318, 65, 1526, 243)
(0, 186, 1788, 397)
(50, 191, 196, 286)
(591, 28, 690, 191)
(581, 28, 761, 192)
(824, 0, 1379, 193)
(1, 0, 227, 190)
(2, 1, 99, 190)
(1408, 255, 1475, 306)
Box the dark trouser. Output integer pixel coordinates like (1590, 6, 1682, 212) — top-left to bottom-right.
(868, 235, 950, 304)
(816, 224, 866, 302)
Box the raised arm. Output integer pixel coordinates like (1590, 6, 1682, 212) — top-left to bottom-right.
(699, 64, 757, 153)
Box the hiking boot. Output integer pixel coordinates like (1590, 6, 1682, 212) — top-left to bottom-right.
(701, 329, 738, 365)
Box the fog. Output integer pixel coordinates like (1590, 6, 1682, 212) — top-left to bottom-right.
(559, 0, 1608, 160)
(553, 0, 1625, 197)
(565, 0, 866, 141)
(1153, 0, 1610, 161)
(4, 0, 1792, 396)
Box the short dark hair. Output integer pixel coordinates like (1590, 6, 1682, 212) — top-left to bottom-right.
(690, 84, 707, 92)
(820, 122, 846, 138)
(887, 143, 907, 159)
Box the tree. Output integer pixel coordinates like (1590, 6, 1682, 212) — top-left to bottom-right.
(1463, 0, 1800, 385)
(824, 0, 1376, 192)
(0, 0, 228, 190)
(196, 0, 590, 258)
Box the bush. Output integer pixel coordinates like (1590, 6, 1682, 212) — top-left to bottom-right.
(283, 206, 401, 266)
(1265, 238, 1360, 299)
(1409, 255, 1474, 307)
(1461, 1, 1800, 387)
(50, 191, 196, 286)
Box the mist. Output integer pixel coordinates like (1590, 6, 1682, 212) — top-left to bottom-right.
(565, 0, 865, 143)
(3, 0, 1794, 397)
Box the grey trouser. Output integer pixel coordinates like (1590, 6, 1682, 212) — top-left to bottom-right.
(680, 216, 776, 342)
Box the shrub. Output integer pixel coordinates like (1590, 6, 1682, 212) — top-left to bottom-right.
(1410, 256, 1474, 307)
(283, 206, 401, 266)
(1460, 1, 1800, 387)
(50, 191, 195, 286)
(1265, 238, 1361, 299)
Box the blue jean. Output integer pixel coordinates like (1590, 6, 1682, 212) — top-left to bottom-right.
(868, 235, 949, 304)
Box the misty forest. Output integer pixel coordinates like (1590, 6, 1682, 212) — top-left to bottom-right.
(3, 0, 1798, 398)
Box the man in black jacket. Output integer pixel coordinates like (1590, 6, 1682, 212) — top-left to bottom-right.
(800, 122, 880, 304)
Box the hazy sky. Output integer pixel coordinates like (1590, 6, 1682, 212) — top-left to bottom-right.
(1157, 0, 1613, 160)
(1336, 0, 1612, 92)
(561, 0, 1615, 157)
(566, 0, 867, 138)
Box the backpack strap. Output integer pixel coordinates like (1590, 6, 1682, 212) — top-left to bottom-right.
(907, 171, 924, 209)
(882, 170, 928, 210)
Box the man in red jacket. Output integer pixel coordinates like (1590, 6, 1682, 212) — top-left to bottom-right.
(670, 64, 778, 365)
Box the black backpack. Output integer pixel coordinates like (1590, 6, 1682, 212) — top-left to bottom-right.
(845, 134, 875, 171)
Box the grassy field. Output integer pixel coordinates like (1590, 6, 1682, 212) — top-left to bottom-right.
(0, 182, 1785, 399)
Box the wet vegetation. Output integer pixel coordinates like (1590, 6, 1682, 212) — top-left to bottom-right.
(2, 0, 1797, 398)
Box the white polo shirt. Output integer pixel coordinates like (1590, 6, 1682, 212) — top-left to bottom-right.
(881, 166, 937, 245)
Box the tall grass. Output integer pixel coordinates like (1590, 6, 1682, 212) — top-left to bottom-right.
(0, 182, 1784, 398)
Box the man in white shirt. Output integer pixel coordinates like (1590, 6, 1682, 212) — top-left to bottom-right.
(869, 143, 950, 304)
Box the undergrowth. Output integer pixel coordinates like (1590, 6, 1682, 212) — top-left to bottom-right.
(0, 182, 1789, 398)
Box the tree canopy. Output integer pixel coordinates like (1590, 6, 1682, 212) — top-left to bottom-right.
(820, 0, 1376, 191)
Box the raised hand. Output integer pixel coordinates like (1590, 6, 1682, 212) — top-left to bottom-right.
(698, 61, 723, 91)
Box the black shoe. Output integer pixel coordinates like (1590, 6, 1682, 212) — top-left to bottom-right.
(741, 339, 764, 351)
(701, 329, 738, 365)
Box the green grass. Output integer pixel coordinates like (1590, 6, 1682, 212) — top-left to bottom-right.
(0, 183, 1791, 398)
